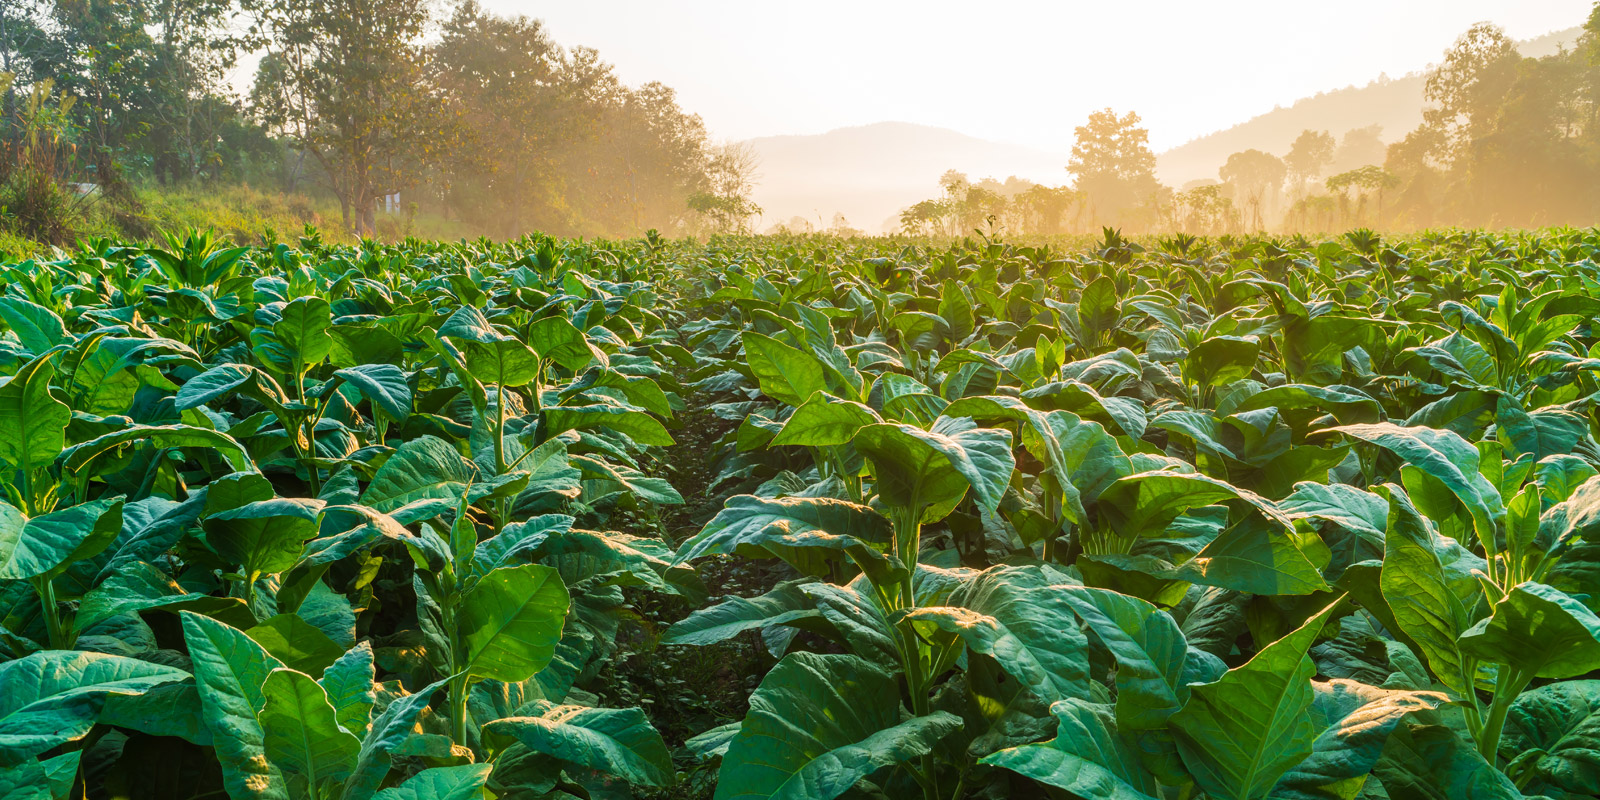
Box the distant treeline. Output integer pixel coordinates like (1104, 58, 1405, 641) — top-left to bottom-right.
(0, 0, 760, 241)
(897, 9, 1600, 236)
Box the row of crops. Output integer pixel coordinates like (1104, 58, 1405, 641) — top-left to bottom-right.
(0, 227, 1596, 800)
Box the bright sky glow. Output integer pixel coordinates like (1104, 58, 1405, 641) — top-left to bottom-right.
(485, 0, 1592, 151)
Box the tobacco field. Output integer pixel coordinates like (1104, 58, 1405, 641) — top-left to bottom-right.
(0, 227, 1598, 800)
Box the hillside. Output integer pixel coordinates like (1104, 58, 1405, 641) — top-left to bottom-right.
(742, 27, 1584, 233)
(1156, 26, 1583, 185)
(745, 122, 1068, 233)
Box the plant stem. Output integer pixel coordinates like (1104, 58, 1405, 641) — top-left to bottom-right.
(895, 506, 921, 610)
(35, 578, 66, 649)
(493, 382, 508, 474)
(1478, 665, 1532, 762)
(449, 671, 471, 747)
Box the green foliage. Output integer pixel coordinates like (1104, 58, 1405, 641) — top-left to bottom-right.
(3, 225, 1600, 800)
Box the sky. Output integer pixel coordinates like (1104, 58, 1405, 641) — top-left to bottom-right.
(481, 0, 1594, 153)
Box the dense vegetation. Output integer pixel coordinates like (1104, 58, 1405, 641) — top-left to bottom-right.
(1, 224, 1598, 800)
(0, 0, 759, 245)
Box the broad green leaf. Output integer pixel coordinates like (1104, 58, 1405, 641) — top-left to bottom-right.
(175, 363, 286, 411)
(1235, 384, 1382, 426)
(1079, 276, 1120, 339)
(259, 668, 360, 793)
(1501, 680, 1600, 795)
(360, 435, 476, 514)
(671, 494, 891, 570)
(335, 364, 412, 422)
(1496, 398, 1586, 462)
(330, 324, 403, 369)
(0, 355, 68, 472)
(1169, 601, 1343, 800)
(319, 643, 376, 738)
(1185, 335, 1260, 387)
(715, 651, 962, 800)
(272, 296, 334, 368)
(1268, 680, 1446, 800)
(76, 560, 252, 633)
(1458, 582, 1600, 678)
(372, 764, 492, 800)
(743, 331, 826, 406)
(0, 298, 66, 354)
(460, 564, 570, 682)
(1379, 488, 1478, 696)
(248, 614, 348, 677)
(981, 698, 1161, 800)
(181, 611, 291, 800)
(543, 403, 674, 446)
(342, 677, 450, 800)
(663, 581, 820, 646)
(205, 472, 277, 516)
(0, 651, 187, 766)
(0, 758, 50, 800)
(0, 496, 124, 582)
(1100, 470, 1288, 540)
(1176, 514, 1330, 596)
(1369, 720, 1522, 800)
(771, 393, 880, 447)
(61, 424, 256, 473)
(460, 338, 541, 387)
(202, 497, 325, 577)
(1280, 482, 1387, 543)
(1057, 586, 1193, 730)
(906, 565, 1091, 702)
(1325, 423, 1503, 545)
(853, 417, 1014, 521)
(484, 701, 672, 787)
(527, 315, 598, 372)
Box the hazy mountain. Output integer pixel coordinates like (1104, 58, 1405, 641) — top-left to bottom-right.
(1155, 26, 1582, 186)
(742, 27, 1583, 233)
(745, 122, 1068, 234)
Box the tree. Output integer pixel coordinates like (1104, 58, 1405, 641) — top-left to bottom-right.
(1066, 108, 1160, 227)
(1328, 125, 1387, 174)
(689, 141, 762, 234)
(252, 0, 461, 235)
(432, 1, 568, 236)
(1219, 149, 1286, 230)
(1326, 165, 1399, 227)
(1423, 22, 1519, 160)
(1014, 184, 1079, 234)
(899, 199, 946, 236)
(1172, 183, 1236, 234)
(1284, 129, 1335, 195)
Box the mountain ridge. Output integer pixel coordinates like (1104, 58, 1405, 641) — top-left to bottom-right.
(742, 26, 1584, 232)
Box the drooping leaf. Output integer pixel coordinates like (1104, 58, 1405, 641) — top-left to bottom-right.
(459, 564, 570, 682)
(259, 668, 360, 793)
(1458, 582, 1600, 679)
(0, 651, 187, 766)
(484, 701, 673, 787)
(0, 496, 124, 582)
(0, 355, 68, 472)
(181, 612, 291, 800)
(1169, 601, 1344, 800)
(714, 651, 962, 800)
(853, 417, 1015, 521)
(906, 565, 1091, 703)
(371, 764, 492, 800)
(981, 698, 1161, 800)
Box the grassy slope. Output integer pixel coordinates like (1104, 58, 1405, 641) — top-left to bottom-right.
(0, 183, 484, 259)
